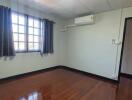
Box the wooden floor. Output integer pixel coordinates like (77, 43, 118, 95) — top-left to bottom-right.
(0, 69, 132, 100)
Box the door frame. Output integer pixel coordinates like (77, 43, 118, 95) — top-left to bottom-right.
(118, 17, 132, 81)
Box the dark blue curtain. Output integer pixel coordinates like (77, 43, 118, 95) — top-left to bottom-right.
(41, 19, 54, 55)
(0, 5, 15, 57)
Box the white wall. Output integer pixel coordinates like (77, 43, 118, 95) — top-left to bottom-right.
(0, 2, 66, 79)
(65, 10, 122, 80)
(64, 7, 132, 80)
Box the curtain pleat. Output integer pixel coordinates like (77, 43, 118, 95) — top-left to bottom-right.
(40, 19, 54, 55)
(0, 5, 15, 57)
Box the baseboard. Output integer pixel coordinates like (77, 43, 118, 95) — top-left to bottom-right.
(59, 66, 119, 84)
(0, 65, 118, 84)
(120, 73, 132, 79)
(0, 66, 59, 84)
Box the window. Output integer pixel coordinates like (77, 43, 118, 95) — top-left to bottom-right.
(12, 12, 41, 52)
(12, 12, 26, 51)
(28, 17, 40, 51)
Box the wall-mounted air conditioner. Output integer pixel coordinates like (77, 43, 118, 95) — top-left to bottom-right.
(74, 15, 94, 25)
(61, 15, 95, 32)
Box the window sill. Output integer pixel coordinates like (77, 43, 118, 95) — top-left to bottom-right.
(16, 51, 40, 53)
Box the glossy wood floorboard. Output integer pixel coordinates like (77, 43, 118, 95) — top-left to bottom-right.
(0, 69, 132, 100)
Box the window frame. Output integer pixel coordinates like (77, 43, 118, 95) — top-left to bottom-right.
(12, 11, 42, 53)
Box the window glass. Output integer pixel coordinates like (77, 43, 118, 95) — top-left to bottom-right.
(28, 17, 33, 27)
(34, 19, 39, 28)
(19, 34, 25, 42)
(12, 12, 26, 52)
(34, 36, 39, 43)
(12, 24, 18, 33)
(12, 13, 18, 23)
(28, 17, 40, 51)
(28, 35, 33, 42)
(12, 12, 41, 52)
(19, 25, 25, 33)
(28, 27, 34, 34)
(34, 43, 39, 50)
(19, 15, 25, 25)
(19, 42, 25, 50)
(34, 28, 39, 35)
(13, 33, 18, 41)
(28, 43, 34, 50)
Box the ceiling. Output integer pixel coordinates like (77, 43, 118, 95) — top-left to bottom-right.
(12, 0, 132, 19)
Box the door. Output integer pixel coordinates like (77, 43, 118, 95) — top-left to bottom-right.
(120, 18, 132, 75)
